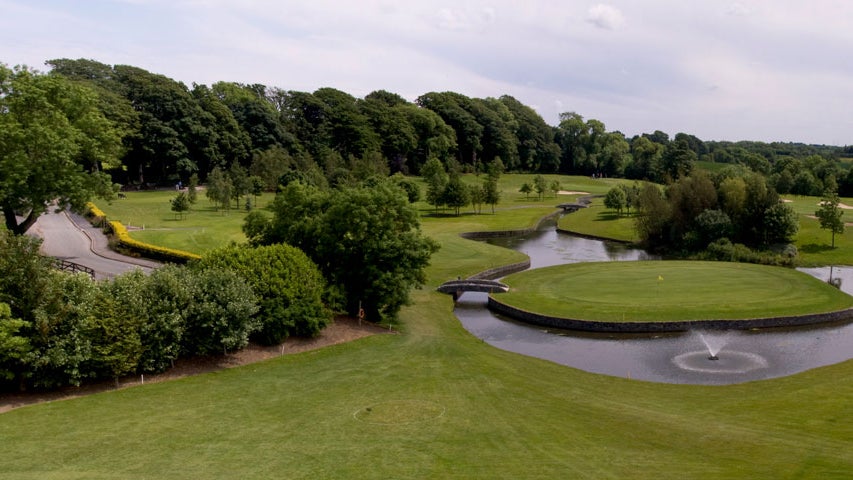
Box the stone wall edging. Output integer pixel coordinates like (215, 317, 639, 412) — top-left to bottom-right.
(459, 210, 562, 279)
(459, 211, 560, 240)
(487, 297, 853, 332)
(469, 260, 531, 281)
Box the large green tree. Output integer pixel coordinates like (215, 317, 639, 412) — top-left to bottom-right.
(246, 181, 439, 322)
(0, 65, 121, 234)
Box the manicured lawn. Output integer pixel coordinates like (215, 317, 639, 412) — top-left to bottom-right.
(1, 176, 851, 479)
(556, 199, 640, 243)
(497, 261, 853, 321)
(784, 195, 853, 265)
(93, 190, 275, 254)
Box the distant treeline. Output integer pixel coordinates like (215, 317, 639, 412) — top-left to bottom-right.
(43, 58, 853, 194)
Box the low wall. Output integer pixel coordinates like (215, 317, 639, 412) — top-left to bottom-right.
(487, 297, 853, 332)
(459, 211, 560, 240)
(469, 260, 531, 281)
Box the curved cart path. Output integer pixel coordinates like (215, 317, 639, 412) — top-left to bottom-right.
(29, 209, 160, 279)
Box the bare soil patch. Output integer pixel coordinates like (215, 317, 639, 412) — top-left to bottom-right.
(0, 316, 391, 414)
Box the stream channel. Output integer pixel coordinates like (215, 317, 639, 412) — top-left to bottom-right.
(453, 217, 853, 385)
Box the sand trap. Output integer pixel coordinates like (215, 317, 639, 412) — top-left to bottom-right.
(558, 191, 591, 195)
(781, 199, 793, 203)
(816, 201, 853, 209)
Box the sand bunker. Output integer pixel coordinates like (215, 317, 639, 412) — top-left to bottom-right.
(558, 191, 591, 195)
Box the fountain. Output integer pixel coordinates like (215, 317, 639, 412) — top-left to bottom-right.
(697, 331, 729, 361)
(672, 331, 769, 375)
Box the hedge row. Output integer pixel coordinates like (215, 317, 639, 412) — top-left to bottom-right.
(108, 220, 201, 263)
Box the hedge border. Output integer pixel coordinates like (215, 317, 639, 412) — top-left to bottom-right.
(85, 202, 200, 263)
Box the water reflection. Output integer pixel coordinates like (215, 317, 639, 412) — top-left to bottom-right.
(455, 221, 853, 385)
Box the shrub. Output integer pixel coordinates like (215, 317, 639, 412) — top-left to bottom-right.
(180, 268, 260, 356)
(197, 244, 330, 344)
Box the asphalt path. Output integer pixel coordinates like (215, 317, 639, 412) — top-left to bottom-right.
(29, 209, 160, 280)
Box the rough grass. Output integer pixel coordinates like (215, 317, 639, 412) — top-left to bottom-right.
(498, 261, 853, 321)
(2, 176, 851, 479)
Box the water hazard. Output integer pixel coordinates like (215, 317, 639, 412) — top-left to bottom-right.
(453, 219, 853, 385)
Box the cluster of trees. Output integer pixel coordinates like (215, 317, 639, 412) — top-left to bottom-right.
(243, 177, 438, 322)
(420, 158, 504, 215)
(627, 168, 799, 256)
(0, 233, 329, 390)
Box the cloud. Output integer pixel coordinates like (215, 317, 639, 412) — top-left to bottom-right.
(436, 6, 496, 32)
(726, 3, 751, 16)
(586, 4, 625, 30)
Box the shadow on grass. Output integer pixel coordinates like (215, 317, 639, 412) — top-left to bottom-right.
(799, 243, 837, 254)
(423, 211, 479, 219)
(594, 212, 637, 222)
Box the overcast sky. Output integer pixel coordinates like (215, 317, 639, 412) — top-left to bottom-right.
(2, 0, 852, 145)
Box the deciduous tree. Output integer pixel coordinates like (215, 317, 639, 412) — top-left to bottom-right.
(0, 65, 121, 234)
(815, 191, 845, 247)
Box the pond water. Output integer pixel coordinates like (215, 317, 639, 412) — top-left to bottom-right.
(453, 218, 853, 385)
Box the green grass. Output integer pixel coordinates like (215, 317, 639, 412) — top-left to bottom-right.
(497, 261, 853, 322)
(783, 195, 853, 265)
(695, 160, 730, 173)
(1, 176, 852, 478)
(94, 190, 276, 254)
(557, 199, 640, 243)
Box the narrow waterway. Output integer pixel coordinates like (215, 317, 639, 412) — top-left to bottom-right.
(453, 218, 853, 385)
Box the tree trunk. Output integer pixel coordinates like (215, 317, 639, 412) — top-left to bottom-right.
(3, 206, 39, 235)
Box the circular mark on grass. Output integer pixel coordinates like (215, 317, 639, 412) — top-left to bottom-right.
(353, 399, 445, 425)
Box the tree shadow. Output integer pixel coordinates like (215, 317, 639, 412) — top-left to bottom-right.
(595, 212, 621, 222)
(594, 211, 636, 222)
(799, 243, 836, 254)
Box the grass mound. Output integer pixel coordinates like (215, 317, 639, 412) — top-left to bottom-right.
(497, 260, 853, 322)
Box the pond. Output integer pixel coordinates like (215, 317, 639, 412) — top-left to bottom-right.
(453, 218, 853, 385)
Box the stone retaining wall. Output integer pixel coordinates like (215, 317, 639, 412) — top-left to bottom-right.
(487, 297, 853, 332)
(459, 211, 560, 240)
(469, 260, 531, 281)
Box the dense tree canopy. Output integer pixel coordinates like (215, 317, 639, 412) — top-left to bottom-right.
(9, 57, 851, 220)
(635, 171, 798, 253)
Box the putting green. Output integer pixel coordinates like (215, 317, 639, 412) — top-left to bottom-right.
(496, 260, 853, 322)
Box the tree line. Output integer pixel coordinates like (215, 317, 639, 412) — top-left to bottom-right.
(10, 58, 850, 195)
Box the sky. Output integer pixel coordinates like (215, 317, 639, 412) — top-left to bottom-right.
(2, 0, 852, 146)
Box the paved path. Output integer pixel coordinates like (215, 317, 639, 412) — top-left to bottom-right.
(29, 209, 160, 280)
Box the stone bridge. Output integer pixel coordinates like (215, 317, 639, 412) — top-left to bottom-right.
(437, 278, 510, 300)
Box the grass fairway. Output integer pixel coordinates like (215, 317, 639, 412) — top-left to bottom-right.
(1, 176, 851, 479)
(556, 199, 640, 243)
(93, 190, 276, 254)
(498, 261, 853, 322)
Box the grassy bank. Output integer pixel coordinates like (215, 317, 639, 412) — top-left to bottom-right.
(0, 176, 851, 478)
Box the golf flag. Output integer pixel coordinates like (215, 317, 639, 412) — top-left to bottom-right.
(658, 275, 663, 281)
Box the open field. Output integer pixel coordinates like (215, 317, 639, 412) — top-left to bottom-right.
(95, 190, 276, 254)
(497, 260, 853, 321)
(1, 176, 851, 479)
